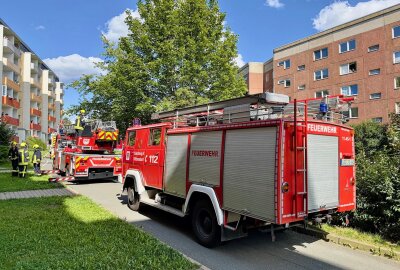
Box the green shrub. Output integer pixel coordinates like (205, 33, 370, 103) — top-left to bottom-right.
(0, 122, 16, 146)
(25, 136, 47, 150)
(0, 145, 9, 162)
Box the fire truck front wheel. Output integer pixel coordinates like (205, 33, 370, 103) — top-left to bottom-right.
(192, 200, 221, 248)
(127, 186, 140, 211)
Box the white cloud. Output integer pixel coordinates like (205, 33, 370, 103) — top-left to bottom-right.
(265, 0, 284, 8)
(35, 25, 45, 31)
(44, 54, 104, 83)
(313, 0, 400, 31)
(102, 8, 140, 43)
(235, 54, 245, 67)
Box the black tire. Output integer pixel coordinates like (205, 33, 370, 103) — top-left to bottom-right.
(191, 199, 221, 248)
(127, 186, 140, 211)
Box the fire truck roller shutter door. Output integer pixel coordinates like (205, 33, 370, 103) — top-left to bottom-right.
(307, 134, 339, 212)
(223, 127, 277, 221)
(165, 134, 188, 197)
(189, 131, 222, 186)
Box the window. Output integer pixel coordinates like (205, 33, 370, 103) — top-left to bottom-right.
(393, 26, 400, 38)
(278, 79, 291, 87)
(396, 102, 400, 114)
(394, 51, 400, 64)
(368, 44, 380, 52)
(343, 107, 359, 119)
(127, 131, 136, 146)
(395, 77, 400, 89)
(315, 90, 329, 98)
(372, 117, 383, 123)
(278, 59, 291, 69)
(339, 39, 356, 53)
(341, 84, 358, 96)
(370, 93, 381, 100)
(149, 128, 162, 146)
(369, 68, 380, 75)
(340, 62, 357, 75)
(314, 68, 329, 80)
(298, 84, 306, 90)
(297, 65, 305, 71)
(314, 48, 328, 60)
(2, 85, 6, 96)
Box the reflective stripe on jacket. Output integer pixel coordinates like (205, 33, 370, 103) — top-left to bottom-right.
(18, 149, 29, 165)
(32, 149, 42, 164)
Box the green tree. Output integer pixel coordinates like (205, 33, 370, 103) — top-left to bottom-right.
(71, 0, 246, 134)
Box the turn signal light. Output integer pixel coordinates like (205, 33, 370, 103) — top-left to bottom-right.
(282, 182, 289, 193)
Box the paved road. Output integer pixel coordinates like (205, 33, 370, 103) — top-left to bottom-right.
(64, 180, 400, 270)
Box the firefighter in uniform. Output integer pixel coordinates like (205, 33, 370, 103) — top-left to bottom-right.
(74, 109, 86, 131)
(8, 141, 19, 176)
(32, 144, 42, 175)
(18, 142, 29, 178)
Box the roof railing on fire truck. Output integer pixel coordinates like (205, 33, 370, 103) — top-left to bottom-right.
(151, 93, 354, 128)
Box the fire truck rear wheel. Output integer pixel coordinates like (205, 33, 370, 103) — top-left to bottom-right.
(127, 186, 140, 211)
(192, 200, 221, 248)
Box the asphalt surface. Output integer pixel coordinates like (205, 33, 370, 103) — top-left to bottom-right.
(63, 179, 400, 270)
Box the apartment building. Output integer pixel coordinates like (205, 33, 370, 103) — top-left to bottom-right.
(240, 4, 400, 124)
(0, 18, 63, 142)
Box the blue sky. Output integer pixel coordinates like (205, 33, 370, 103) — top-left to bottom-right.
(1, 0, 399, 112)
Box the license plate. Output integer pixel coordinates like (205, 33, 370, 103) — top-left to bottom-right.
(341, 159, 355, 166)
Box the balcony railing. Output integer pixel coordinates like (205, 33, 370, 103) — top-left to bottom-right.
(48, 127, 57, 133)
(2, 115, 19, 126)
(48, 103, 56, 110)
(30, 108, 42, 117)
(3, 38, 21, 56)
(30, 123, 41, 131)
(2, 57, 20, 74)
(2, 77, 20, 92)
(30, 93, 42, 103)
(30, 78, 42, 89)
(2, 96, 20, 109)
(48, 115, 56, 122)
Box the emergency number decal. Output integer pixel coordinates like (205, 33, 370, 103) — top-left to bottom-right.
(340, 159, 355, 166)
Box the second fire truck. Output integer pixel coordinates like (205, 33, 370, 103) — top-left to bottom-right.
(121, 93, 356, 247)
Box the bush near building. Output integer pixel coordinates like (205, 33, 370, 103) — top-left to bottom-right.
(26, 136, 47, 150)
(346, 116, 400, 243)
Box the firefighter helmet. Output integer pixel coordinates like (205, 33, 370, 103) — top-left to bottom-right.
(12, 141, 17, 146)
(80, 109, 86, 114)
(33, 144, 39, 149)
(20, 142, 27, 147)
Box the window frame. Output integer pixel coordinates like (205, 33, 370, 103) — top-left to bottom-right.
(369, 93, 382, 100)
(315, 90, 329, 98)
(314, 47, 328, 61)
(348, 107, 359, 119)
(394, 51, 400, 64)
(393, 25, 400, 39)
(298, 84, 306, 90)
(369, 68, 380, 76)
(339, 39, 356, 53)
(314, 68, 329, 81)
(395, 77, 400, 89)
(341, 84, 358, 96)
(340, 62, 357, 75)
(372, 117, 383, 123)
(395, 102, 400, 114)
(148, 128, 162, 146)
(297, 64, 305, 71)
(127, 131, 136, 147)
(368, 44, 380, 52)
(278, 79, 291, 87)
(278, 59, 291, 69)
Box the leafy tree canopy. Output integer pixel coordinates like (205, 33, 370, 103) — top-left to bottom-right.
(70, 0, 246, 134)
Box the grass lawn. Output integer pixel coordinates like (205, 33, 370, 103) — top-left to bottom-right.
(0, 196, 197, 270)
(313, 224, 400, 252)
(0, 173, 62, 192)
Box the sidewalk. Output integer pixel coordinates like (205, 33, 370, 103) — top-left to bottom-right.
(0, 188, 76, 200)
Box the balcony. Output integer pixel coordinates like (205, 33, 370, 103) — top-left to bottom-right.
(30, 108, 42, 117)
(2, 96, 20, 109)
(2, 57, 20, 73)
(48, 115, 56, 122)
(30, 62, 38, 74)
(2, 115, 19, 126)
(30, 93, 42, 103)
(30, 123, 41, 131)
(2, 77, 20, 92)
(3, 38, 21, 56)
(30, 78, 41, 89)
(48, 103, 56, 111)
(48, 127, 56, 133)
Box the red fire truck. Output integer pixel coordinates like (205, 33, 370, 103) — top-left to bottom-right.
(121, 93, 356, 247)
(52, 120, 122, 181)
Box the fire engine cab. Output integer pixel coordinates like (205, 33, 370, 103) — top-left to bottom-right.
(121, 93, 356, 247)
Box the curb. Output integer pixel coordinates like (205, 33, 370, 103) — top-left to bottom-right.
(292, 225, 400, 260)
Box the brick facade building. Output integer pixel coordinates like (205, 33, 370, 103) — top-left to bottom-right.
(240, 4, 400, 124)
